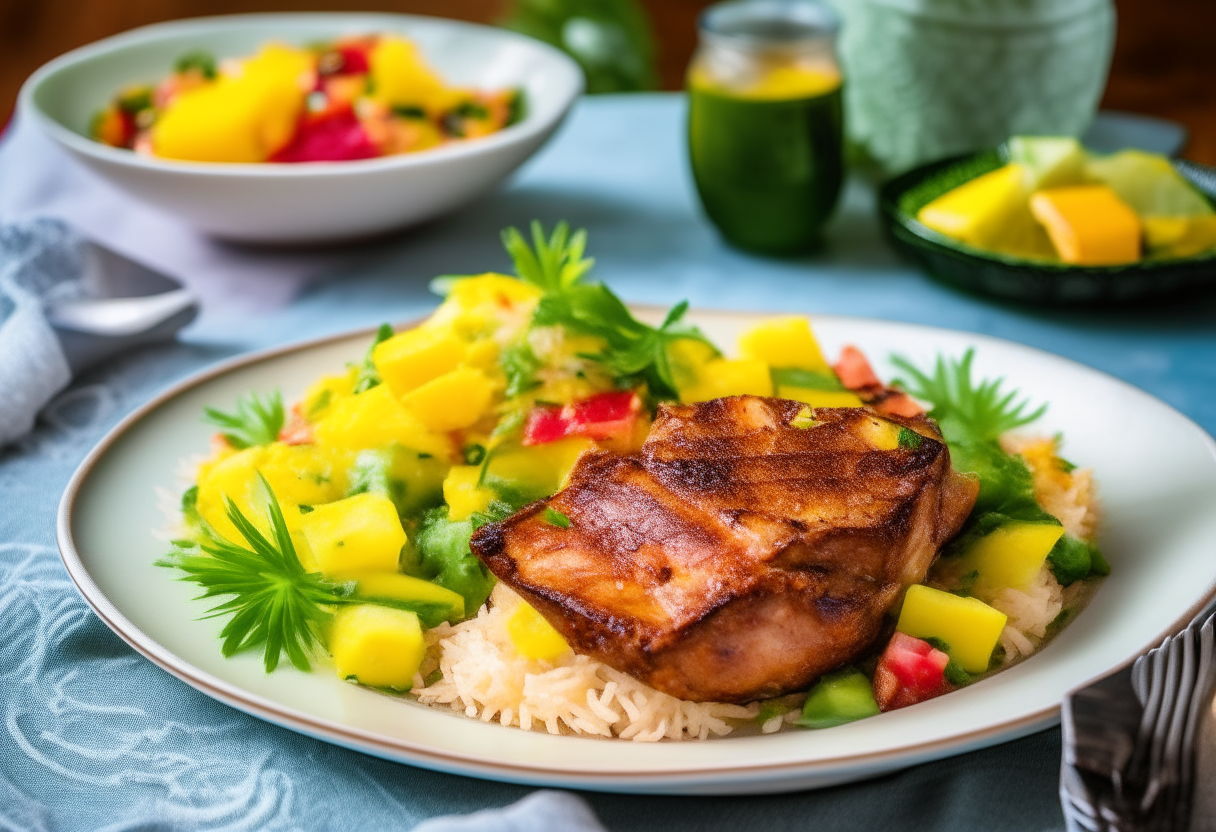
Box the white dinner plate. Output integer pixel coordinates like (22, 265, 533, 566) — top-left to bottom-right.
(56, 309, 1216, 795)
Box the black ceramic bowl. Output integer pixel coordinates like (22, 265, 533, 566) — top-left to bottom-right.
(878, 150, 1216, 305)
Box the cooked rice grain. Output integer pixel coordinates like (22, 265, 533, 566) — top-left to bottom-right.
(414, 585, 759, 741)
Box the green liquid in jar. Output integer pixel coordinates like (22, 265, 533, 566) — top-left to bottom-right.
(689, 81, 844, 255)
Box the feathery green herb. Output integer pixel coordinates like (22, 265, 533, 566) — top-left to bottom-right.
(203, 391, 285, 449)
(158, 474, 347, 672)
(543, 507, 572, 528)
(890, 349, 1046, 445)
(352, 323, 394, 394)
(507, 221, 718, 400)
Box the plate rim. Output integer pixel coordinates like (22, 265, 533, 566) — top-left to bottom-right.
(55, 309, 1216, 790)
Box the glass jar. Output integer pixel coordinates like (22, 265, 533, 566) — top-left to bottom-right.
(687, 0, 844, 255)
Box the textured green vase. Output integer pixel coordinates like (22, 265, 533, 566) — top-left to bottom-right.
(830, 0, 1115, 175)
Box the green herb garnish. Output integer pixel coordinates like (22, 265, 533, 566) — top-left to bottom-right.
(203, 391, 285, 449)
(771, 367, 845, 392)
(353, 323, 394, 394)
(891, 349, 1046, 445)
(503, 221, 718, 400)
(158, 475, 347, 672)
(174, 50, 217, 79)
(543, 507, 572, 528)
(897, 427, 924, 450)
(790, 406, 818, 430)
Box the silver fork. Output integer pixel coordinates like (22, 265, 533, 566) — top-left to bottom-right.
(1062, 605, 1216, 831)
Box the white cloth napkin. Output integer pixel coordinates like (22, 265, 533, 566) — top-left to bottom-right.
(0, 218, 83, 446)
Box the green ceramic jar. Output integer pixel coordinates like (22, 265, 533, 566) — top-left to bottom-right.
(830, 0, 1115, 175)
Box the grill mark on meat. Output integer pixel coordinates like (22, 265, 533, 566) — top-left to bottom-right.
(470, 396, 979, 703)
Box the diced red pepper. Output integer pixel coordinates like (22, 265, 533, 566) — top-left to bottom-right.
(278, 404, 314, 445)
(834, 345, 925, 418)
(269, 109, 379, 163)
(872, 632, 953, 712)
(523, 391, 641, 446)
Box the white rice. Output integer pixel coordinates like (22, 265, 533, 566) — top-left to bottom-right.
(989, 434, 1103, 662)
(413, 584, 759, 741)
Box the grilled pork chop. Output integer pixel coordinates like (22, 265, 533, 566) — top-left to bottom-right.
(470, 397, 979, 703)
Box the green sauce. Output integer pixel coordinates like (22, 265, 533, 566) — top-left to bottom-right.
(688, 84, 844, 255)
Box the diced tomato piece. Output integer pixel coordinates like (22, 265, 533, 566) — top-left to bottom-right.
(522, 392, 641, 446)
(269, 109, 379, 163)
(874, 391, 924, 418)
(873, 632, 953, 712)
(523, 406, 568, 445)
(278, 405, 314, 445)
(834, 345, 882, 391)
(336, 45, 370, 75)
(565, 391, 640, 439)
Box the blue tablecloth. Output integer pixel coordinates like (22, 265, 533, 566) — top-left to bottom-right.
(4, 93, 1214, 832)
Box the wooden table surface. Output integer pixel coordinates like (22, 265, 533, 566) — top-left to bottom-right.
(2, 0, 1213, 164)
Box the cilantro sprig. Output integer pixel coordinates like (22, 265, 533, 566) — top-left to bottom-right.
(505, 221, 717, 399)
(158, 475, 347, 672)
(203, 391, 285, 449)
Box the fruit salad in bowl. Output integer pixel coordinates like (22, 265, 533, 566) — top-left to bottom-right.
(22, 13, 581, 242)
(92, 34, 522, 164)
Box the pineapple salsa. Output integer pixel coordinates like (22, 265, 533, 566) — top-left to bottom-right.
(93, 34, 521, 163)
(162, 222, 1105, 735)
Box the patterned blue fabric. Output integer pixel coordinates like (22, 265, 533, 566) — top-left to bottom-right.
(3, 94, 1215, 831)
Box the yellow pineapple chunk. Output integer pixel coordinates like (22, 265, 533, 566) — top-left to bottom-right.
(678, 358, 773, 403)
(330, 571, 465, 622)
(313, 385, 452, 459)
(738, 316, 831, 372)
(896, 585, 1007, 673)
(960, 523, 1065, 599)
(330, 605, 425, 690)
(916, 163, 1029, 248)
(299, 493, 406, 575)
(486, 437, 595, 495)
(400, 367, 495, 432)
(442, 465, 495, 522)
(777, 387, 864, 408)
(856, 415, 901, 450)
(372, 327, 466, 398)
(507, 602, 570, 661)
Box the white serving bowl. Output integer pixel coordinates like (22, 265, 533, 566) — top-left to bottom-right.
(21, 13, 583, 244)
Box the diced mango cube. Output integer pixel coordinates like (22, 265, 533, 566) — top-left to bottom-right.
(330, 605, 425, 690)
(151, 44, 311, 162)
(331, 571, 465, 624)
(299, 493, 406, 575)
(1029, 185, 1142, 266)
(301, 366, 358, 421)
(961, 523, 1065, 599)
(369, 35, 463, 117)
(917, 163, 1030, 248)
(679, 358, 773, 403)
(856, 415, 901, 450)
(777, 387, 864, 408)
(372, 328, 466, 397)
(313, 385, 452, 459)
(485, 437, 595, 500)
(896, 584, 1007, 673)
(442, 465, 495, 522)
(257, 443, 349, 507)
(738, 317, 831, 372)
(401, 367, 495, 432)
(507, 602, 570, 661)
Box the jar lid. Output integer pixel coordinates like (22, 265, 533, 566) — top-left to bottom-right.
(699, 0, 841, 50)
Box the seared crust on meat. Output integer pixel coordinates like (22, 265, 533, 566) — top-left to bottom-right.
(471, 397, 979, 703)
